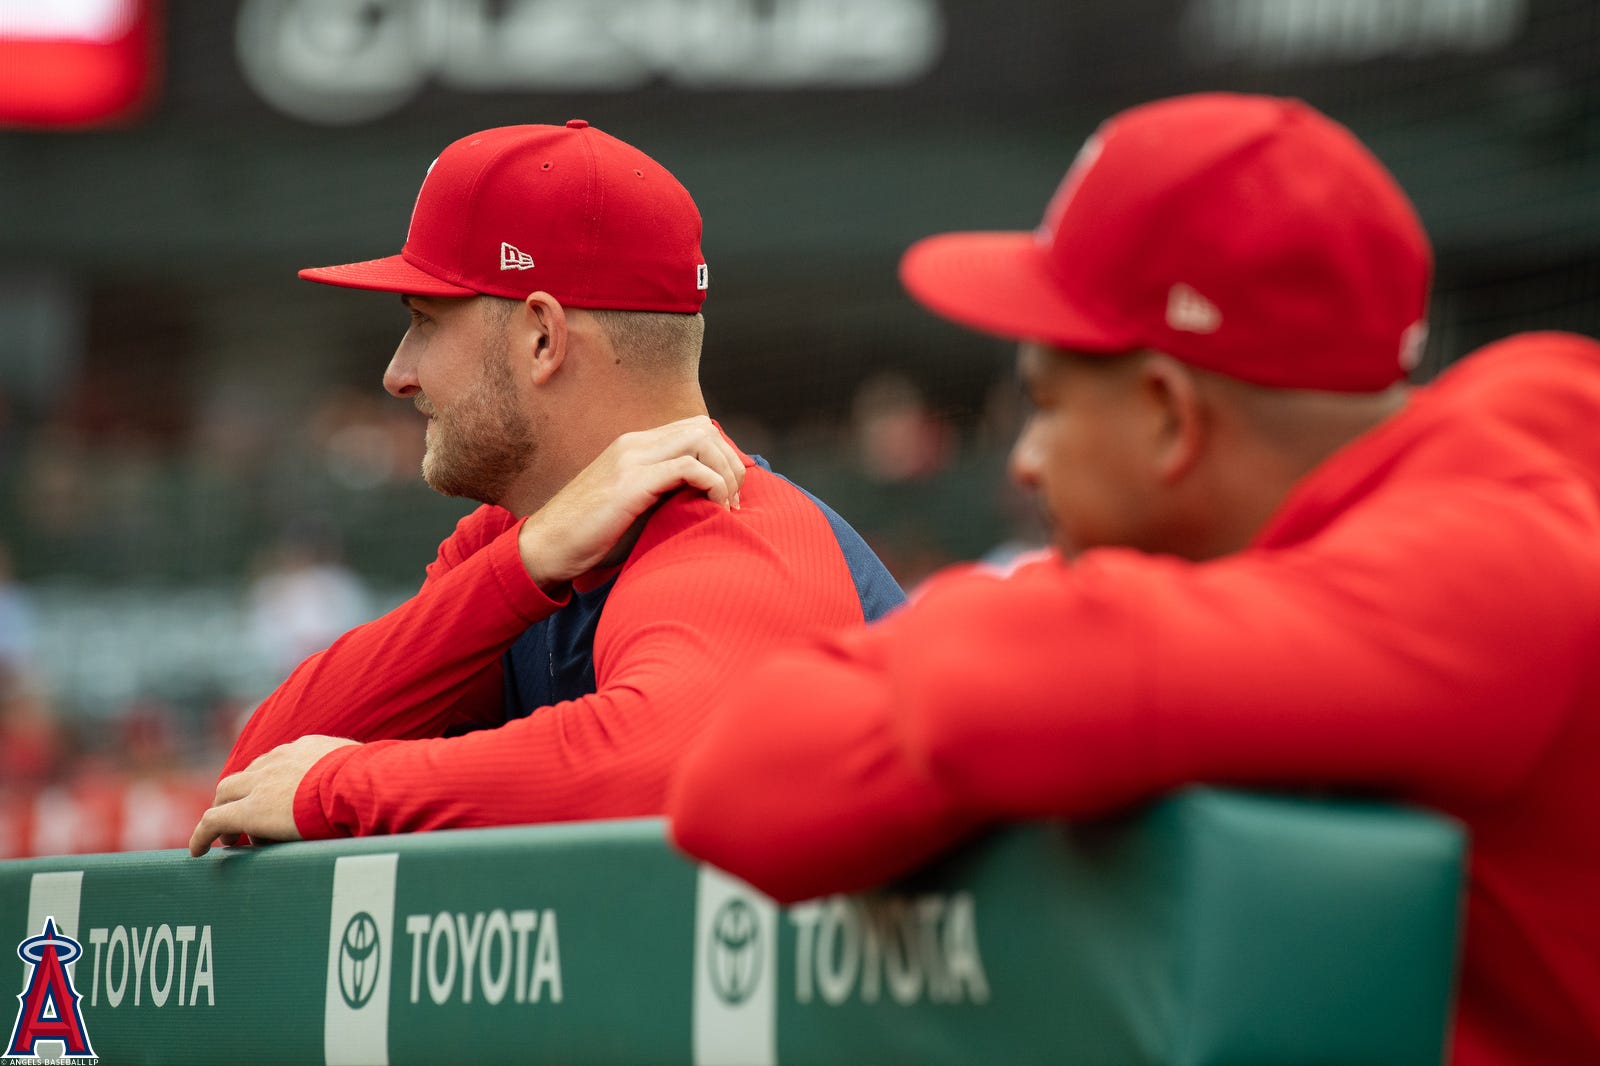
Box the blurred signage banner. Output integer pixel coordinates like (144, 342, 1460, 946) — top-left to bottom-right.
(1183, 0, 1527, 64)
(0, 0, 161, 128)
(224, 0, 1537, 128)
(234, 0, 945, 125)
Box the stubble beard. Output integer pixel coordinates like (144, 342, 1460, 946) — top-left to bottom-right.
(419, 347, 537, 506)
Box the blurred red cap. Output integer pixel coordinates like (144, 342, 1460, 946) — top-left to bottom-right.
(900, 93, 1432, 391)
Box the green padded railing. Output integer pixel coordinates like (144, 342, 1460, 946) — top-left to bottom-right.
(0, 787, 1464, 1066)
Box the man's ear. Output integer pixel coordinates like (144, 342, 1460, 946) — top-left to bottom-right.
(1137, 352, 1207, 484)
(517, 291, 568, 385)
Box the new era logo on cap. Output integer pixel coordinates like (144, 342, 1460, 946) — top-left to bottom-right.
(696, 263, 709, 291)
(1167, 284, 1222, 335)
(501, 242, 535, 271)
(1399, 320, 1429, 371)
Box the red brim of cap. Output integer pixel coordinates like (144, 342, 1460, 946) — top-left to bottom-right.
(898, 231, 1136, 352)
(298, 253, 479, 297)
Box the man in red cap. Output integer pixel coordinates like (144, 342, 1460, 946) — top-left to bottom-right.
(668, 94, 1600, 1065)
(189, 121, 903, 854)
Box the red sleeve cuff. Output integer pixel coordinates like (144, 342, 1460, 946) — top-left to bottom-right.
(293, 743, 366, 840)
(486, 517, 571, 619)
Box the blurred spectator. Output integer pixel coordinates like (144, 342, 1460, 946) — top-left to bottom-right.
(851, 371, 954, 482)
(117, 695, 182, 774)
(0, 676, 68, 787)
(309, 386, 426, 490)
(0, 541, 36, 673)
(246, 522, 374, 681)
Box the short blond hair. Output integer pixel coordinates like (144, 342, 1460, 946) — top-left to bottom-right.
(481, 298, 703, 377)
(589, 309, 704, 377)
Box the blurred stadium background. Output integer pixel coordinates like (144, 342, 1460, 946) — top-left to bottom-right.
(0, 0, 1596, 856)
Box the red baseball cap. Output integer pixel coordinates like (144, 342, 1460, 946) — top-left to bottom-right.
(900, 93, 1432, 391)
(300, 120, 708, 313)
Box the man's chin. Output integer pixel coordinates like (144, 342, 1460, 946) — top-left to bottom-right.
(421, 457, 470, 501)
(1047, 524, 1086, 559)
(422, 461, 501, 507)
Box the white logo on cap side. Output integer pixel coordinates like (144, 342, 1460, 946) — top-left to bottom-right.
(500, 242, 536, 271)
(696, 263, 709, 291)
(1399, 320, 1428, 372)
(1167, 283, 1222, 334)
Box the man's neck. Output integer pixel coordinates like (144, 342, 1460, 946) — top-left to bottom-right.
(497, 389, 712, 517)
(1174, 385, 1409, 560)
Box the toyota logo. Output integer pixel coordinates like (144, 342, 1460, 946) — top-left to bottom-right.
(339, 911, 382, 1009)
(708, 898, 762, 1005)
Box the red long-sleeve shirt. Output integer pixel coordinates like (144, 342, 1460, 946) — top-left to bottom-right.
(220, 448, 903, 835)
(668, 332, 1600, 1066)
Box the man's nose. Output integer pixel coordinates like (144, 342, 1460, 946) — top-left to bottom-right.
(383, 341, 419, 398)
(1008, 426, 1042, 491)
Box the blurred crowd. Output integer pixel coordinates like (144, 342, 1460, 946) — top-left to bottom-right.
(0, 365, 1037, 857)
